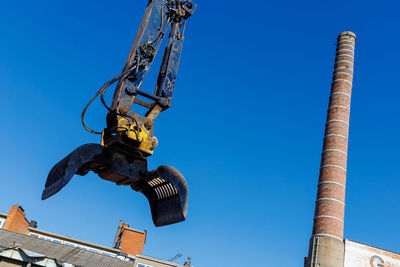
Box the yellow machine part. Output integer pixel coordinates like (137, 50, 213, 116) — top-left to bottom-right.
(117, 117, 155, 155)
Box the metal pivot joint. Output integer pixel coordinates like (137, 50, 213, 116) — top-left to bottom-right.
(42, 0, 196, 227)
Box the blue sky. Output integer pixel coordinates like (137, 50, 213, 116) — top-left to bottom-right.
(0, 0, 399, 266)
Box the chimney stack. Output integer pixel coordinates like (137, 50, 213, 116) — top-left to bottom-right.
(305, 31, 356, 267)
(3, 205, 30, 234)
(113, 221, 146, 256)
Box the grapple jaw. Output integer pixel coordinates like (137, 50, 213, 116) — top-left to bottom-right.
(136, 166, 188, 226)
(42, 144, 188, 227)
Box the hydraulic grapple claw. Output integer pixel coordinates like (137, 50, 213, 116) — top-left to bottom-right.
(134, 166, 188, 226)
(42, 143, 110, 200)
(42, 0, 196, 227)
(42, 144, 188, 226)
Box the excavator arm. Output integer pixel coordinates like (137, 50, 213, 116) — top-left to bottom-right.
(42, 0, 196, 227)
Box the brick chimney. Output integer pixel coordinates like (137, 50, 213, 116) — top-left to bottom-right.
(3, 205, 30, 234)
(305, 31, 356, 267)
(113, 221, 146, 256)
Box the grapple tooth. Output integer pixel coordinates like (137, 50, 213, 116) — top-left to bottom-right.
(42, 143, 108, 200)
(134, 166, 188, 227)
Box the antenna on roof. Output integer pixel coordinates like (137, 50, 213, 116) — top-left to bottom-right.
(168, 253, 183, 262)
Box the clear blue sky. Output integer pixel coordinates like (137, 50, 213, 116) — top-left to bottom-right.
(0, 0, 399, 266)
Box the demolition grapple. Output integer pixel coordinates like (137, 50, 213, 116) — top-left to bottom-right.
(42, 0, 196, 227)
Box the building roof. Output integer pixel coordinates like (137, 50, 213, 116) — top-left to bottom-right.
(0, 228, 133, 267)
(28, 227, 121, 255)
(137, 254, 185, 267)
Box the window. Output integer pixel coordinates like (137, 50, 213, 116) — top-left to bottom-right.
(137, 264, 153, 267)
(0, 220, 4, 228)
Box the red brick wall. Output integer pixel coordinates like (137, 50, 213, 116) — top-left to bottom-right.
(119, 224, 146, 256)
(3, 205, 30, 234)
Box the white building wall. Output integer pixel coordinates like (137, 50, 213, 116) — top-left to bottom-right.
(344, 239, 400, 267)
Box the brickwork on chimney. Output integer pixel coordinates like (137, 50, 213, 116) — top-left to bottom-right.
(312, 31, 356, 241)
(118, 223, 146, 256)
(3, 205, 30, 234)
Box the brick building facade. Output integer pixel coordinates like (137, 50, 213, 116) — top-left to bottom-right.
(0, 205, 189, 267)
